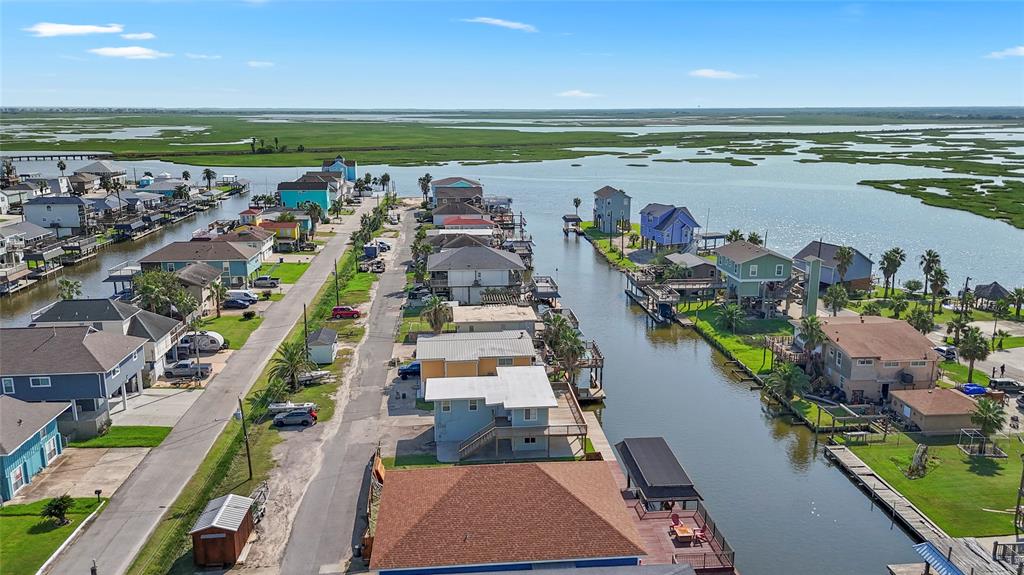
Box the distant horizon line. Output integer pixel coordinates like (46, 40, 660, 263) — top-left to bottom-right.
(3, 105, 1023, 113)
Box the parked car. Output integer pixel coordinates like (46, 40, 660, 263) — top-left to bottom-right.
(990, 377, 1022, 393)
(409, 287, 431, 300)
(166, 359, 212, 378)
(960, 383, 988, 396)
(252, 275, 281, 288)
(223, 299, 251, 309)
(375, 240, 391, 252)
(399, 361, 421, 380)
(179, 331, 226, 352)
(273, 409, 316, 427)
(331, 306, 360, 319)
(933, 345, 958, 361)
(227, 289, 259, 303)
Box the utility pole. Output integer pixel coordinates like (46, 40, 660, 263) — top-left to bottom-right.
(303, 303, 309, 358)
(960, 276, 972, 319)
(237, 396, 253, 481)
(334, 257, 340, 306)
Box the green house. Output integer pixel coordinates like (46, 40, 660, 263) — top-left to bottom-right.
(715, 241, 793, 300)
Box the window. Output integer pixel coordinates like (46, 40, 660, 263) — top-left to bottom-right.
(131, 351, 139, 362)
(164, 263, 175, 272)
(468, 399, 479, 411)
(9, 467, 24, 494)
(828, 349, 835, 357)
(749, 264, 758, 277)
(910, 360, 927, 367)
(835, 354, 843, 367)
(840, 375, 846, 385)
(29, 377, 51, 388)
(523, 408, 536, 421)
(524, 437, 537, 445)
(222, 262, 231, 272)
(45, 436, 58, 462)
(775, 264, 784, 277)
(884, 361, 900, 368)
(1, 378, 13, 394)
(440, 400, 451, 413)
(497, 357, 514, 367)
(107, 367, 120, 380)
(856, 359, 874, 366)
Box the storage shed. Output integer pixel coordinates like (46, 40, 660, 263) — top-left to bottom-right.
(306, 327, 339, 365)
(190, 493, 255, 567)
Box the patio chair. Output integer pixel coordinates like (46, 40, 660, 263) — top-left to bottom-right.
(671, 513, 681, 526)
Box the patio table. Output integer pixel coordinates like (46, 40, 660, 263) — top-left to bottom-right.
(672, 524, 693, 542)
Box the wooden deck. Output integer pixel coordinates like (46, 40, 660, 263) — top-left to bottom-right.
(607, 463, 737, 573)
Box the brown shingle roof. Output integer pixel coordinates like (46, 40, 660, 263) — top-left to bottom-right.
(715, 241, 790, 264)
(139, 241, 258, 263)
(432, 176, 481, 187)
(0, 397, 70, 455)
(890, 388, 977, 416)
(370, 461, 645, 570)
(433, 202, 486, 216)
(821, 316, 937, 361)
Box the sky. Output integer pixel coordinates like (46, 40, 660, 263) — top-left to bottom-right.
(1, 0, 1022, 109)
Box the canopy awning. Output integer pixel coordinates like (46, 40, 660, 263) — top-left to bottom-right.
(615, 437, 701, 502)
(912, 542, 965, 575)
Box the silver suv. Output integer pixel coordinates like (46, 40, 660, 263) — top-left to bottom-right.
(273, 409, 315, 427)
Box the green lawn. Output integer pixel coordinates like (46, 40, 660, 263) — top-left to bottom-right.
(846, 297, 1001, 325)
(339, 271, 377, 305)
(397, 306, 455, 342)
(939, 360, 991, 385)
(849, 434, 1024, 536)
(581, 221, 640, 270)
(201, 315, 264, 349)
(0, 498, 105, 575)
(997, 336, 1024, 350)
(258, 262, 310, 284)
(415, 399, 434, 412)
(680, 307, 794, 375)
(69, 426, 171, 448)
(791, 399, 837, 428)
(381, 453, 451, 470)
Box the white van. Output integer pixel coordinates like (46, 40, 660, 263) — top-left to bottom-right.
(227, 289, 258, 303)
(180, 331, 226, 352)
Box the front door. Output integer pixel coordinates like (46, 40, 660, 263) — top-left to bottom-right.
(852, 389, 864, 404)
(880, 383, 891, 400)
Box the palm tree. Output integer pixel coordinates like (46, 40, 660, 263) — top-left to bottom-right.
(250, 137, 257, 154)
(417, 173, 432, 204)
(881, 247, 906, 299)
(269, 340, 317, 391)
(800, 315, 826, 351)
(746, 231, 763, 246)
(412, 260, 427, 284)
(273, 136, 280, 151)
(907, 306, 934, 335)
(553, 330, 586, 381)
(959, 326, 990, 383)
(420, 296, 451, 334)
(763, 362, 810, 404)
(725, 229, 744, 243)
(57, 159, 66, 177)
(918, 249, 941, 301)
(277, 211, 296, 222)
(41, 494, 75, 526)
(862, 301, 883, 316)
(629, 232, 640, 248)
(991, 299, 1010, 350)
(834, 246, 854, 285)
(182, 170, 191, 182)
(970, 398, 1005, 455)
(572, 197, 582, 216)
(716, 303, 746, 333)
(663, 263, 689, 280)
(57, 278, 82, 300)
(380, 173, 391, 193)
(201, 168, 216, 190)
(172, 184, 191, 200)
(1010, 287, 1024, 319)
(822, 284, 848, 317)
(946, 316, 970, 347)
(996, 329, 1011, 350)
(889, 292, 909, 319)
(928, 266, 948, 314)
(329, 198, 344, 219)
(542, 313, 575, 351)
(304, 201, 324, 231)
(208, 281, 228, 318)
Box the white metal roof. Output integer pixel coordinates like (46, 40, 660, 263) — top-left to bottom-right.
(425, 228, 495, 237)
(416, 330, 535, 361)
(424, 366, 557, 409)
(190, 493, 254, 533)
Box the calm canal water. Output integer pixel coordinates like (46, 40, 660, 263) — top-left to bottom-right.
(6, 136, 1022, 573)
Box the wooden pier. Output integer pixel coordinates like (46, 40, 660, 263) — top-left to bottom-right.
(7, 152, 110, 162)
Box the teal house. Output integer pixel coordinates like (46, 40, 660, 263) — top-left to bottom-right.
(139, 241, 262, 287)
(277, 181, 334, 211)
(1, 397, 69, 501)
(715, 241, 793, 304)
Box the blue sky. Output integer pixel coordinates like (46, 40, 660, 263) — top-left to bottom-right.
(1, 1, 1021, 109)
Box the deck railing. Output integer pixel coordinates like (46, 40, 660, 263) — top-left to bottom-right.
(552, 381, 588, 429)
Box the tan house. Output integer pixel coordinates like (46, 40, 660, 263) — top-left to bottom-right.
(889, 389, 977, 435)
(452, 305, 540, 336)
(815, 316, 939, 403)
(416, 330, 536, 380)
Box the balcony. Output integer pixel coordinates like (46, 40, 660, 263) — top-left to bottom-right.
(0, 261, 30, 282)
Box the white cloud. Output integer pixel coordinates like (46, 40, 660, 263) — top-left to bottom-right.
(88, 46, 172, 60)
(186, 53, 222, 60)
(689, 68, 745, 79)
(121, 32, 155, 40)
(24, 22, 123, 37)
(986, 46, 1024, 59)
(247, 60, 274, 68)
(557, 89, 599, 98)
(461, 17, 537, 33)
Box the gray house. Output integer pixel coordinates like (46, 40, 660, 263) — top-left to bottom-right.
(793, 241, 874, 291)
(0, 326, 147, 439)
(23, 196, 92, 238)
(30, 299, 186, 382)
(592, 186, 631, 234)
(74, 160, 127, 186)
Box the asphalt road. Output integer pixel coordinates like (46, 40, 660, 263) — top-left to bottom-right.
(49, 203, 371, 575)
(279, 207, 415, 574)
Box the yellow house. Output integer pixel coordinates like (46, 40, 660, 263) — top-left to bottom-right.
(258, 220, 301, 240)
(416, 330, 536, 379)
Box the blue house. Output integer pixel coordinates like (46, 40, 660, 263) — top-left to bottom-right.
(277, 180, 334, 211)
(0, 326, 147, 440)
(139, 240, 262, 287)
(321, 155, 358, 182)
(793, 240, 874, 291)
(639, 203, 700, 250)
(0, 397, 69, 501)
(592, 185, 631, 234)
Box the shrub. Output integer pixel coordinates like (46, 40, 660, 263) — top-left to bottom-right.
(261, 290, 272, 300)
(41, 495, 75, 526)
(243, 310, 257, 320)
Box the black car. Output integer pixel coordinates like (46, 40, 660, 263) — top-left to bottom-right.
(223, 299, 251, 309)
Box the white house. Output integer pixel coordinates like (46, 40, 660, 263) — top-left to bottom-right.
(426, 246, 526, 305)
(23, 196, 92, 237)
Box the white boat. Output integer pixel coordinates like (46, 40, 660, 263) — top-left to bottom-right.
(267, 401, 319, 414)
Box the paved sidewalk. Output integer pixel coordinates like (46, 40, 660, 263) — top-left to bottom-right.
(48, 203, 372, 575)
(279, 208, 416, 574)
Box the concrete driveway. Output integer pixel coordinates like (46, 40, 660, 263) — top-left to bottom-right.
(10, 447, 148, 504)
(110, 388, 204, 427)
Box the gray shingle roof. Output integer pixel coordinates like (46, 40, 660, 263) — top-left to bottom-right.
(0, 397, 70, 456)
(190, 493, 254, 533)
(25, 195, 89, 206)
(307, 327, 338, 346)
(716, 241, 790, 264)
(427, 246, 525, 272)
(0, 326, 146, 375)
(128, 310, 183, 342)
(173, 262, 223, 287)
(664, 253, 713, 269)
(793, 241, 872, 267)
(593, 185, 629, 199)
(32, 298, 139, 323)
(140, 241, 258, 263)
(277, 181, 330, 191)
(432, 177, 481, 187)
(74, 160, 124, 175)
(416, 330, 534, 361)
(432, 202, 485, 216)
(0, 221, 54, 242)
